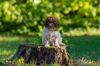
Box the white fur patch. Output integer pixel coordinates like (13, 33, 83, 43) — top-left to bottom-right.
(42, 27, 64, 46)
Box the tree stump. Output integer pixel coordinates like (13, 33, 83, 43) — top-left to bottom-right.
(11, 44, 73, 66)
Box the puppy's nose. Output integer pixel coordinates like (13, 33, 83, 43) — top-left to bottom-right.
(49, 23, 54, 28)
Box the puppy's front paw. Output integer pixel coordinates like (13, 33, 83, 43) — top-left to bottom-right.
(54, 44, 59, 47)
(44, 44, 50, 47)
(60, 43, 65, 46)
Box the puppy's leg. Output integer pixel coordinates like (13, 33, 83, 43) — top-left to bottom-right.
(44, 41, 50, 47)
(54, 38, 60, 47)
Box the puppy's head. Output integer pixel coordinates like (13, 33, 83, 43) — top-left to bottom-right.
(44, 16, 59, 30)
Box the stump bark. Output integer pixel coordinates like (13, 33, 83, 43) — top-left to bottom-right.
(11, 44, 73, 66)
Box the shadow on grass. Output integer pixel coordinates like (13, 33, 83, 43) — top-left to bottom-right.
(0, 62, 7, 66)
(63, 36, 100, 61)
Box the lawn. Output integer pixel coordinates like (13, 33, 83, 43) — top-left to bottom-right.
(0, 36, 100, 66)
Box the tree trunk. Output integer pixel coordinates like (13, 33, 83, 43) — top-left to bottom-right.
(11, 44, 73, 66)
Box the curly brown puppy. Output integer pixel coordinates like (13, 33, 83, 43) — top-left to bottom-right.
(42, 16, 64, 47)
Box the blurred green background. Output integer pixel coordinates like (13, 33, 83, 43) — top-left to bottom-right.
(0, 0, 100, 36)
(0, 0, 100, 66)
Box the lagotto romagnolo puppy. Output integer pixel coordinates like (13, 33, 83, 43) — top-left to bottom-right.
(42, 16, 65, 47)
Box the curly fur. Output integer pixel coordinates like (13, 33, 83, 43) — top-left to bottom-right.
(42, 16, 64, 47)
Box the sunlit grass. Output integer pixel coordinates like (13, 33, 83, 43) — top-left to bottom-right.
(0, 36, 24, 42)
(64, 28, 100, 36)
(73, 59, 100, 66)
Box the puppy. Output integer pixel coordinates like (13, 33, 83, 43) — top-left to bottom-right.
(42, 16, 64, 47)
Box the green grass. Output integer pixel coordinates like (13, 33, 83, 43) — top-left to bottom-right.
(66, 36, 100, 61)
(0, 36, 100, 66)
